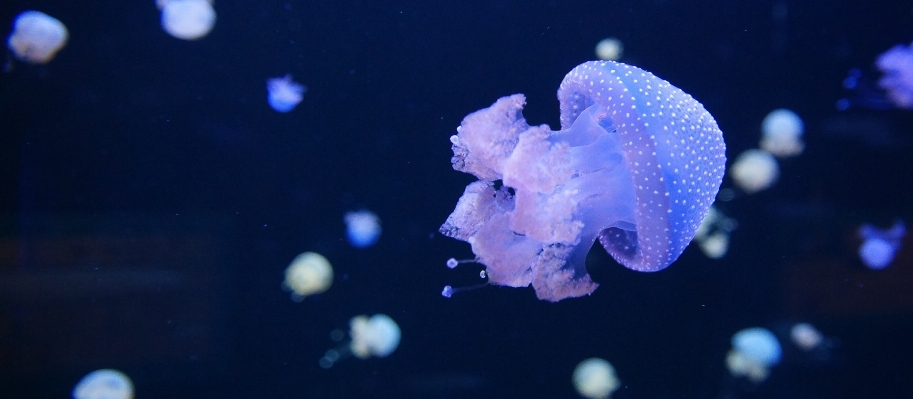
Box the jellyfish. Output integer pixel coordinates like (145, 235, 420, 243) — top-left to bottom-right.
(858, 220, 905, 270)
(760, 109, 804, 157)
(693, 206, 737, 259)
(790, 323, 823, 351)
(266, 75, 306, 112)
(572, 358, 620, 399)
(6, 11, 68, 64)
(725, 327, 781, 383)
(344, 210, 381, 248)
(72, 369, 134, 399)
(729, 149, 778, 194)
(594, 38, 623, 61)
(281, 251, 333, 301)
(875, 42, 913, 109)
(157, 0, 216, 41)
(319, 314, 401, 368)
(439, 61, 726, 301)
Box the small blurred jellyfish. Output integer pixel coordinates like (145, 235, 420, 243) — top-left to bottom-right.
(266, 75, 306, 112)
(320, 314, 401, 368)
(157, 0, 216, 40)
(876, 42, 913, 109)
(281, 252, 332, 301)
(6, 11, 68, 64)
(726, 327, 781, 383)
(572, 358, 620, 399)
(72, 369, 134, 399)
(344, 210, 381, 248)
(858, 221, 906, 270)
(694, 207, 738, 259)
(729, 149, 779, 194)
(760, 109, 804, 157)
(594, 37, 623, 61)
(790, 323, 823, 351)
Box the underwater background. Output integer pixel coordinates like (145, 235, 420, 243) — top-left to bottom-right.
(2, 0, 913, 398)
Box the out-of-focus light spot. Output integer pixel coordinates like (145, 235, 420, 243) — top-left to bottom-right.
(349, 314, 401, 359)
(72, 369, 134, 399)
(344, 210, 381, 248)
(282, 252, 333, 301)
(595, 38, 623, 61)
(726, 327, 781, 383)
(572, 358, 620, 399)
(760, 109, 804, 157)
(729, 149, 779, 194)
(790, 323, 823, 351)
(858, 221, 905, 270)
(267, 74, 306, 112)
(6, 11, 68, 64)
(158, 0, 216, 40)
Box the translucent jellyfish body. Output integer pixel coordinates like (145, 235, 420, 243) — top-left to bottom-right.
(876, 42, 913, 109)
(157, 0, 216, 40)
(440, 61, 726, 301)
(790, 323, 823, 351)
(282, 252, 333, 301)
(858, 221, 905, 270)
(320, 314, 401, 368)
(760, 109, 804, 157)
(726, 327, 781, 383)
(6, 11, 68, 64)
(266, 75, 306, 112)
(729, 149, 779, 194)
(344, 210, 381, 248)
(594, 38, 623, 61)
(693, 206, 737, 259)
(72, 369, 134, 399)
(572, 358, 620, 399)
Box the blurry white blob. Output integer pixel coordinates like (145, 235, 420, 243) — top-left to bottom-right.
(6, 11, 68, 64)
(157, 0, 216, 40)
(281, 252, 333, 301)
(344, 210, 381, 248)
(760, 109, 804, 157)
(858, 221, 906, 270)
(266, 74, 306, 112)
(729, 149, 779, 194)
(694, 207, 738, 259)
(594, 37, 623, 61)
(320, 314, 401, 368)
(72, 369, 134, 399)
(572, 358, 620, 399)
(726, 327, 781, 383)
(790, 323, 823, 351)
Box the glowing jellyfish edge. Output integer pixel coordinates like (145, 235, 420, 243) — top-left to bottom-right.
(440, 60, 726, 301)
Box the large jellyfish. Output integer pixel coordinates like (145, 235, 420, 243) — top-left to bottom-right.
(440, 61, 726, 301)
(6, 10, 68, 64)
(72, 369, 134, 399)
(858, 221, 905, 270)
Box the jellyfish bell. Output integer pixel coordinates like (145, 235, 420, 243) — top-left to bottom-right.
(6, 10, 68, 64)
(266, 74, 306, 112)
(344, 210, 381, 248)
(857, 221, 906, 270)
(594, 37, 623, 61)
(790, 323, 823, 351)
(760, 109, 804, 157)
(572, 358, 620, 399)
(158, 0, 216, 40)
(282, 251, 333, 301)
(726, 327, 781, 383)
(72, 369, 134, 399)
(439, 60, 726, 302)
(320, 314, 401, 368)
(876, 41, 913, 109)
(729, 149, 779, 194)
